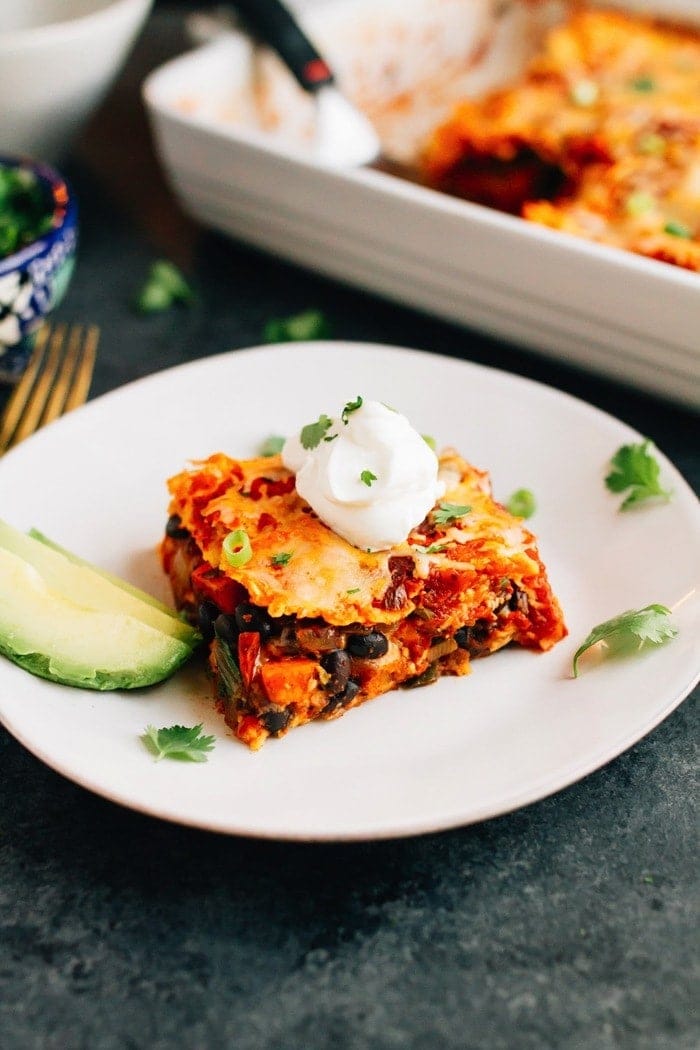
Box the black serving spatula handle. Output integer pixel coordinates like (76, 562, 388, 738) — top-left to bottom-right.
(232, 0, 335, 93)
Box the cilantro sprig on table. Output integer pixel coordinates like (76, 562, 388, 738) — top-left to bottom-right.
(142, 724, 215, 762)
(572, 604, 677, 677)
(263, 309, 330, 343)
(134, 260, 195, 314)
(605, 440, 671, 510)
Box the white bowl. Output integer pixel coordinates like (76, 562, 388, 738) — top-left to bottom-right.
(1, 0, 153, 162)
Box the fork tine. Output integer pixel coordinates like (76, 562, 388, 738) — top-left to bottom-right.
(0, 323, 98, 455)
(11, 324, 69, 444)
(43, 324, 98, 422)
(0, 324, 53, 454)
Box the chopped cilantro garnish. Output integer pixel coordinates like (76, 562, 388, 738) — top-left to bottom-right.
(414, 543, 447, 555)
(260, 435, 285, 457)
(605, 440, 671, 510)
(142, 724, 215, 762)
(505, 489, 536, 519)
(263, 309, 330, 343)
(422, 434, 437, 451)
(134, 260, 195, 314)
(572, 604, 677, 677)
(342, 396, 363, 424)
(300, 414, 333, 450)
(271, 551, 293, 566)
(0, 165, 54, 259)
(360, 470, 377, 487)
(630, 75, 656, 92)
(664, 221, 692, 239)
(433, 502, 471, 526)
(346, 588, 360, 595)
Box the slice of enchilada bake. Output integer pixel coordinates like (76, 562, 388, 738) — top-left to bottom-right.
(422, 7, 700, 271)
(161, 398, 566, 749)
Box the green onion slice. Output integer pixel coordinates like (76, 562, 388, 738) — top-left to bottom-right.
(223, 529, 252, 567)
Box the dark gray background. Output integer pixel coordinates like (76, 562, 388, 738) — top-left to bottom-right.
(1, 6, 697, 1047)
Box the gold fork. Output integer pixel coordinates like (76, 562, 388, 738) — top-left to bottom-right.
(0, 323, 99, 455)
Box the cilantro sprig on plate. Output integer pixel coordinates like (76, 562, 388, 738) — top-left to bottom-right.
(605, 440, 671, 510)
(572, 604, 677, 677)
(142, 724, 216, 762)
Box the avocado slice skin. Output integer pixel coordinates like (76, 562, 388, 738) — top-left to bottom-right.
(0, 518, 198, 646)
(0, 547, 194, 690)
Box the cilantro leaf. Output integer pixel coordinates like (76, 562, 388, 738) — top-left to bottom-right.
(664, 221, 692, 239)
(263, 309, 330, 343)
(605, 440, 671, 510)
(360, 469, 377, 487)
(300, 414, 333, 450)
(433, 502, 471, 526)
(271, 551, 293, 566)
(414, 543, 448, 555)
(342, 396, 363, 424)
(572, 604, 677, 677)
(134, 260, 195, 314)
(506, 489, 536, 519)
(142, 724, 215, 762)
(260, 435, 285, 457)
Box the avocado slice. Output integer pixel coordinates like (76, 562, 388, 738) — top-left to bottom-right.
(29, 527, 180, 617)
(0, 547, 195, 689)
(0, 518, 197, 645)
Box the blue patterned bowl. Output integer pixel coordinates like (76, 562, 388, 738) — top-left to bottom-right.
(0, 156, 78, 383)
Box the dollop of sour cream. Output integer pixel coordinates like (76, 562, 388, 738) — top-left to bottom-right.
(282, 399, 444, 551)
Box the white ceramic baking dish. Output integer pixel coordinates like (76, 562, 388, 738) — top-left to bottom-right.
(143, 0, 700, 408)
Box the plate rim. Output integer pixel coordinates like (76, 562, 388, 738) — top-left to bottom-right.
(0, 340, 698, 841)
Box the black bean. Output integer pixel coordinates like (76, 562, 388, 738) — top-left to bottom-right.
(337, 678, 360, 706)
(165, 514, 189, 539)
(508, 585, 529, 614)
(234, 602, 273, 639)
(325, 677, 360, 712)
(261, 707, 292, 735)
(213, 613, 238, 649)
(320, 649, 351, 694)
(197, 600, 220, 642)
(346, 630, 388, 659)
(455, 621, 491, 653)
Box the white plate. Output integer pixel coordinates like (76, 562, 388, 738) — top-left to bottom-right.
(0, 343, 698, 840)
(143, 0, 700, 409)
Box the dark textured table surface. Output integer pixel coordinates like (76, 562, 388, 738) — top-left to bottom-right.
(1, 7, 698, 1048)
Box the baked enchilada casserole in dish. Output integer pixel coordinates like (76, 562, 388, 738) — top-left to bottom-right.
(422, 7, 700, 271)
